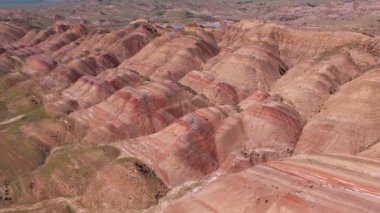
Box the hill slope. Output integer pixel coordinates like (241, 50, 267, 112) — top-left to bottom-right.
(0, 16, 380, 212)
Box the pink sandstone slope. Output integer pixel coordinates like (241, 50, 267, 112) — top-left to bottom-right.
(0, 19, 379, 212)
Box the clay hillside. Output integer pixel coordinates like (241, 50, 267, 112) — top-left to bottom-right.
(0, 2, 380, 213)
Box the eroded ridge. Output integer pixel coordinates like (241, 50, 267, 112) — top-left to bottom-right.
(0, 19, 380, 212)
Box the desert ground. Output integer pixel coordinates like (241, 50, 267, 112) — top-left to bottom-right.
(0, 0, 380, 212)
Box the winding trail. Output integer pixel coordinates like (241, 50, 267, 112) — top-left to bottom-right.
(0, 197, 84, 213)
(0, 114, 25, 126)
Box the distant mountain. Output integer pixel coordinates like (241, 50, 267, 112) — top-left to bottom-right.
(0, 0, 43, 3)
(0, 0, 64, 6)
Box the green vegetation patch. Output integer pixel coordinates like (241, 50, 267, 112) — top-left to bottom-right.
(0, 109, 49, 180)
(0, 133, 46, 179)
(6, 145, 120, 206)
(40, 145, 120, 177)
(0, 87, 27, 104)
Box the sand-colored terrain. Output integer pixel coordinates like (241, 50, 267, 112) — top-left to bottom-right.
(0, 1, 380, 212)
